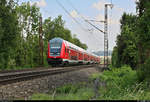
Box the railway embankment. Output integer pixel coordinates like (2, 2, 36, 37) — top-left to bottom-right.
(0, 65, 101, 100)
(30, 65, 150, 100)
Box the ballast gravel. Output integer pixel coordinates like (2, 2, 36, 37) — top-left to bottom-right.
(0, 66, 100, 100)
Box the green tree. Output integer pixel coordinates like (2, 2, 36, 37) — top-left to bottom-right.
(136, 0, 149, 17)
(43, 15, 88, 50)
(15, 2, 41, 67)
(112, 13, 137, 68)
(112, 0, 150, 82)
(0, 0, 20, 69)
(72, 35, 87, 50)
(136, 0, 150, 65)
(0, 1, 88, 70)
(111, 47, 120, 68)
(135, 0, 150, 81)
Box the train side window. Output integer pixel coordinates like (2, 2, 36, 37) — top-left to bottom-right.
(67, 49, 69, 53)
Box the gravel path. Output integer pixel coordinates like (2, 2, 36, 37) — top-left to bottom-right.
(0, 66, 100, 100)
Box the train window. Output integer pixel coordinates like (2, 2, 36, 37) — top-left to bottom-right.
(67, 49, 69, 53)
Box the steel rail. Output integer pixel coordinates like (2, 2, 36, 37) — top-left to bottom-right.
(0, 65, 94, 86)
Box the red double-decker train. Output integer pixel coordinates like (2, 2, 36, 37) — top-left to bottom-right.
(47, 37, 100, 66)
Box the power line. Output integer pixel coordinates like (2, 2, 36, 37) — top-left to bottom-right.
(66, 0, 105, 47)
(55, 0, 90, 32)
(66, 0, 104, 33)
(66, 0, 98, 32)
(66, 0, 104, 44)
(65, 0, 105, 50)
(55, 0, 102, 46)
(68, 0, 113, 67)
(29, 0, 95, 47)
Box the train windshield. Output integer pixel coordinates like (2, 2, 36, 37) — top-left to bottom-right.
(49, 38, 63, 56)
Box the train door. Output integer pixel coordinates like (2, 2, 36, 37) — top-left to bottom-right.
(64, 46, 67, 59)
(68, 48, 71, 60)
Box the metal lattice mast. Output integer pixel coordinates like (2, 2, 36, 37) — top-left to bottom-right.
(104, 4, 107, 68)
(104, 4, 113, 68)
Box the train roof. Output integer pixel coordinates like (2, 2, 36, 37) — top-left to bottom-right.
(49, 37, 100, 58)
(49, 37, 63, 43)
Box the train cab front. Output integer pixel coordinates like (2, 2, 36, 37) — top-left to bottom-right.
(47, 38, 63, 65)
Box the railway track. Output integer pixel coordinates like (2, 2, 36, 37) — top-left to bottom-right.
(0, 65, 96, 86)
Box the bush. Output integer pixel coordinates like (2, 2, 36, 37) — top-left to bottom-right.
(90, 65, 147, 100)
(56, 84, 80, 94)
(31, 93, 53, 100)
(30, 83, 94, 100)
(55, 88, 94, 100)
(137, 57, 150, 82)
(30, 66, 150, 100)
(100, 65, 137, 88)
(56, 84, 72, 94)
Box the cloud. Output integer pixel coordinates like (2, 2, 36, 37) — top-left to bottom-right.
(95, 14, 104, 21)
(92, 0, 124, 13)
(92, 0, 105, 11)
(94, 14, 119, 25)
(109, 18, 120, 25)
(92, 0, 123, 26)
(70, 10, 79, 18)
(31, 0, 47, 7)
(132, 0, 138, 2)
(94, 13, 120, 27)
(92, 0, 111, 11)
(114, 6, 125, 13)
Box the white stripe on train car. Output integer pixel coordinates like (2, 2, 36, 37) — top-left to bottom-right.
(62, 59, 80, 63)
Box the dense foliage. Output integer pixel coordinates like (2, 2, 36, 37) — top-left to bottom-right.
(0, 0, 20, 69)
(112, 13, 137, 68)
(0, 1, 87, 70)
(91, 66, 150, 100)
(43, 16, 88, 50)
(111, 0, 150, 82)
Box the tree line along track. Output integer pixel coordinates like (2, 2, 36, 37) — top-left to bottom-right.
(0, 65, 96, 86)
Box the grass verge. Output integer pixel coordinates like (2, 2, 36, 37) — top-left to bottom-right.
(30, 65, 150, 100)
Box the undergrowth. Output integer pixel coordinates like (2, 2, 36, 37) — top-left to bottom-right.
(31, 82, 94, 100)
(90, 65, 150, 100)
(30, 65, 150, 100)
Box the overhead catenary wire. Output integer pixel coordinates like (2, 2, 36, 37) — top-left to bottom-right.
(55, 0, 90, 33)
(19, 0, 103, 48)
(66, 0, 104, 34)
(66, 0, 105, 49)
(55, 0, 103, 47)
(66, 0, 104, 46)
(28, 0, 99, 46)
(30, 0, 96, 37)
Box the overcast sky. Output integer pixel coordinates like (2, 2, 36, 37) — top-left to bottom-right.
(19, 0, 137, 52)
